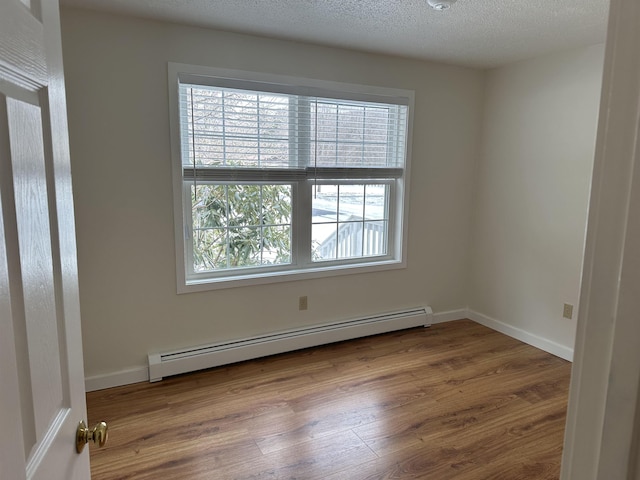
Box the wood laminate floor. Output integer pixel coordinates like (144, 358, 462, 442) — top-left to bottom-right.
(86, 320, 571, 479)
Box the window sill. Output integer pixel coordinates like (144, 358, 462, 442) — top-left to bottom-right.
(178, 259, 406, 294)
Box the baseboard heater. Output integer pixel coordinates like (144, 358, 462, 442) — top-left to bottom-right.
(148, 306, 432, 382)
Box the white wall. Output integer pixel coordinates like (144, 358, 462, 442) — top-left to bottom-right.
(469, 45, 605, 355)
(60, 8, 484, 380)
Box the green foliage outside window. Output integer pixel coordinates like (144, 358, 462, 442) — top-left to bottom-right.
(191, 184, 292, 272)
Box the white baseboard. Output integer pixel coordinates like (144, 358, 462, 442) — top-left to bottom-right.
(467, 310, 574, 361)
(85, 366, 149, 392)
(432, 309, 468, 324)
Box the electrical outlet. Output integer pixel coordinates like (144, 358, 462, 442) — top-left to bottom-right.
(299, 296, 308, 311)
(563, 303, 573, 319)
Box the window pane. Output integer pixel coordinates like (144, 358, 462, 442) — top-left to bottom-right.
(337, 221, 364, 259)
(364, 184, 388, 220)
(312, 183, 389, 262)
(312, 185, 338, 223)
(312, 223, 337, 260)
(190, 182, 292, 272)
(262, 226, 291, 265)
(193, 228, 227, 272)
(261, 185, 292, 225)
(228, 184, 262, 227)
(338, 184, 365, 221)
(363, 221, 388, 256)
(311, 184, 340, 259)
(192, 184, 227, 229)
(228, 227, 261, 267)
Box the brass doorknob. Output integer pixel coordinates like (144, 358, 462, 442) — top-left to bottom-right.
(76, 420, 108, 453)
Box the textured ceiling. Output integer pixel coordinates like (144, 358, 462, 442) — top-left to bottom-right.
(59, 0, 610, 68)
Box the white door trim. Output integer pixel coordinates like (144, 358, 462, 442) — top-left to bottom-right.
(561, 0, 640, 478)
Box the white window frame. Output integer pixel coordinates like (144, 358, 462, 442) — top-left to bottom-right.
(168, 63, 415, 292)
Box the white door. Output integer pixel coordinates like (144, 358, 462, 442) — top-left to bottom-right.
(0, 0, 93, 479)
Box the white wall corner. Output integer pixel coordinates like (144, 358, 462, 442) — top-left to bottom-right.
(85, 367, 149, 392)
(467, 310, 574, 361)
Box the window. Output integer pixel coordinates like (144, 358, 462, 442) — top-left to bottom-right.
(169, 64, 413, 291)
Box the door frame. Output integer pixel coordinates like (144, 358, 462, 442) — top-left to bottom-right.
(561, 0, 640, 478)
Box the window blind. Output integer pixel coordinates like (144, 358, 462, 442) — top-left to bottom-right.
(178, 82, 408, 181)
